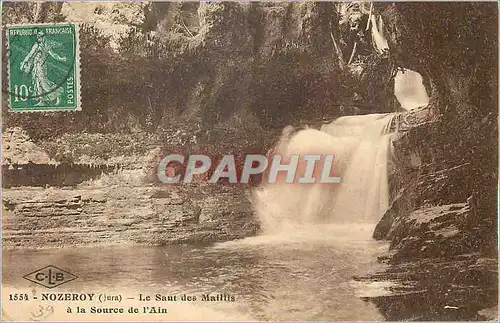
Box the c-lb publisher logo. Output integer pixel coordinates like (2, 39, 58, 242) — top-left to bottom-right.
(23, 265, 78, 288)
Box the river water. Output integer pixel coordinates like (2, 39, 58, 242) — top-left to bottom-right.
(3, 223, 389, 321)
(3, 113, 397, 321)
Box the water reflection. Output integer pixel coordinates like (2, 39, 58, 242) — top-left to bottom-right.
(3, 224, 388, 321)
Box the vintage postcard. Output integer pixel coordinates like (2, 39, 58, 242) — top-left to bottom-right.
(1, 1, 498, 322)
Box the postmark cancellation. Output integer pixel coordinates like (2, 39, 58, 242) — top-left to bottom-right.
(5, 23, 81, 112)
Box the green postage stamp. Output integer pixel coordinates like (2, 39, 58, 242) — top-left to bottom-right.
(6, 23, 81, 112)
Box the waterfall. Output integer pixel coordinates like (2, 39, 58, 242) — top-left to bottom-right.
(252, 113, 396, 235)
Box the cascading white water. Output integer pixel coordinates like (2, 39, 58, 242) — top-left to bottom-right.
(321, 114, 394, 223)
(252, 113, 396, 235)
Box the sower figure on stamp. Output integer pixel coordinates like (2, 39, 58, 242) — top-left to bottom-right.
(20, 30, 66, 106)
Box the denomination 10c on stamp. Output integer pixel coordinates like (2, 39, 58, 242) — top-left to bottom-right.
(6, 23, 81, 112)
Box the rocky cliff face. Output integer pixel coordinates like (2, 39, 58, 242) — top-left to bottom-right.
(2, 2, 397, 247)
(1, 2, 497, 319)
(3, 2, 398, 161)
(3, 185, 258, 248)
(364, 3, 498, 320)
